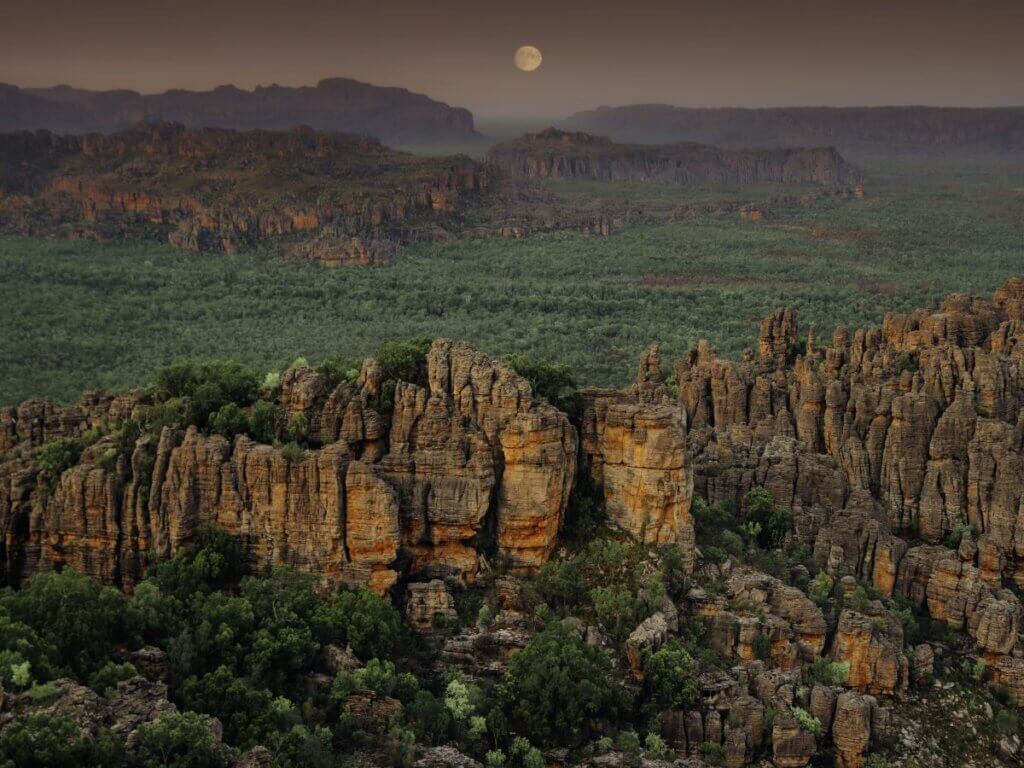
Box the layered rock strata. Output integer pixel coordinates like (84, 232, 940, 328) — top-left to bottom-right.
(0, 340, 578, 593)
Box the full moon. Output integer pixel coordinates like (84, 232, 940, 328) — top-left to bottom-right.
(514, 45, 542, 72)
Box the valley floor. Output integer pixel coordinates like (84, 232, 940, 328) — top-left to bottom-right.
(1, 156, 1022, 405)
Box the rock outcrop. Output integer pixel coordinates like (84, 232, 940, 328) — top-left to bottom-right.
(676, 278, 1024, 701)
(0, 340, 579, 593)
(581, 347, 695, 566)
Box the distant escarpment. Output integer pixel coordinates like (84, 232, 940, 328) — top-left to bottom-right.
(486, 128, 859, 185)
(0, 78, 478, 144)
(0, 123, 862, 261)
(0, 122, 491, 258)
(563, 105, 1024, 153)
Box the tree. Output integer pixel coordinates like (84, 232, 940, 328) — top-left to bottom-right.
(376, 338, 432, 385)
(130, 712, 231, 768)
(743, 487, 792, 548)
(247, 399, 281, 444)
(314, 586, 406, 661)
(150, 525, 247, 604)
(641, 639, 697, 717)
(0, 714, 121, 768)
(0, 569, 125, 680)
(209, 403, 248, 439)
(504, 354, 581, 416)
(496, 621, 624, 747)
(180, 666, 295, 750)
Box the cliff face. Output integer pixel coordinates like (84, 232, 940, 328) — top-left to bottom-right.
(678, 277, 1024, 697)
(6, 280, 1024, 705)
(563, 105, 1024, 153)
(486, 128, 860, 186)
(0, 78, 478, 145)
(0, 341, 587, 594)
(0, 122, 491, 256)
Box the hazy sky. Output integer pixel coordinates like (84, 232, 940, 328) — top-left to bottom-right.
(3, 0, 1023, 118)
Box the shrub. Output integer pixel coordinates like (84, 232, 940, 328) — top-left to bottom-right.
(891, 596, 920, 644)
(994, 707, 1019, 735)
(944, 522, 979, 550)
(406, 690, 452, 746)
(616, 730, 641, 761)
(807, 571, 834, 605)
(285, 413, 310, 444)
(496, 621, 623, 747)
(892, 351, 919, 375)
(753, 631, 773, 662)
(138, 398, 187, 432)
(372, 338, 433, 411)
(791, 707, 823, 736)
(849, 586, 872, 612)
(485, 750, 507, 768)
(36, 437, 83, 493)
(209, 402, 248, 439)
(809, 658, 850, 686)
(993, 683, 1018, 708)
(385, 726, 417, 768)
(279, 441, 305, 463)
(644, 732, 669, 759)
(700, 741, 727, 766)
(89, 661, 138, 697)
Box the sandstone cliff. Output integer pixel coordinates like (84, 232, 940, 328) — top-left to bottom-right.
(679, 277, 1024, 700)
(7, 280, 1024, 724)
(487, 128, 859, 186)
(0, 341, 581, 594)
(0, 122, 491, 257)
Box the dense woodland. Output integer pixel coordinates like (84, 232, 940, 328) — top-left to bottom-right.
(3, 160, 1023, 406)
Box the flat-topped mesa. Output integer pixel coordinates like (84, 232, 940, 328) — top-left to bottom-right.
(485, 128, 860, 186)
(0, 340, 577, 593)
(581, 344, 696, 568)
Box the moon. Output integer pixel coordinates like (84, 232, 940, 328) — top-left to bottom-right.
(514, 45, 543, 72)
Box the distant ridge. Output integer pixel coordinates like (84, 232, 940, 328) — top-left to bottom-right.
(562, 105, 1024, 153)
(486, 128, 860, 186)
(0, 77, 479, 145)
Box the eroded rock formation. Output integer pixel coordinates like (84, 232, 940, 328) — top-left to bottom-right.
(0, 340, 581, 593)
